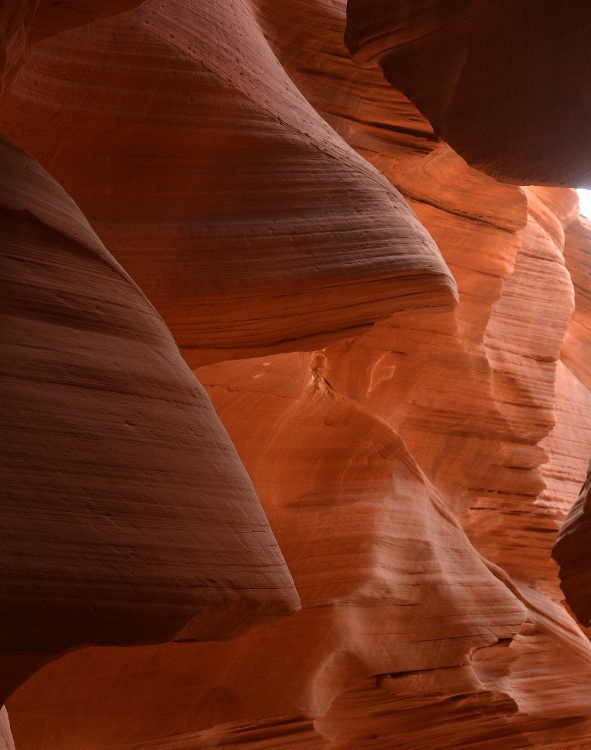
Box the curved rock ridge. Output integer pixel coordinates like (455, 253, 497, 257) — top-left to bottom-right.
(0, 0, 149, 94)
(553, 468, 591, 627)
(4, 0, 591, 746)
(309, 151, 585, 632)
(0, 0, 457, 365)
(561, 215, 591, 392)
(345, 0, 591, 187)
(4, 161, 591, 749)
(0, 132, 298, 693)
(8, 344, 591, 749)
(553, 215, 591, 626)
(250, 0, 441, 167)
(1, 353, 528, 747)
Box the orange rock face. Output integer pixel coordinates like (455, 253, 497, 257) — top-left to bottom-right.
(553, 216, 591, 627)
(0, 708, 14, 750)
(0, 0, 456, 365)
(3, 0, 591, 748)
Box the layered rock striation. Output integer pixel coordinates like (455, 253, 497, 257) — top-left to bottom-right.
(0, 127, 298, 700)
(345, 0, 591, 187)
(552, 216, 591, 627)
(2, 0, 591, 748)
(0, 0, 150, 94)
(0, 0, 457, 365)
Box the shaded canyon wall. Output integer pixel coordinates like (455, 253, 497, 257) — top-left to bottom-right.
(2, 0, 591, 748)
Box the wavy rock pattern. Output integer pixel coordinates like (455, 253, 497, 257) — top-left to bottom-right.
(250, 0, 441, 166)
(3, 0, 591, 747)
(345, 0, 591, 187)
(0, 0, 148, 94)
(0, 132, 298, 701)
(561, 216, 591, 392)
(553, 216, 591, 626)
(0, 0, 456, 365)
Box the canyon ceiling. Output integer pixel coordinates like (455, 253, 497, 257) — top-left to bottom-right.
(3, 1, 591, 748)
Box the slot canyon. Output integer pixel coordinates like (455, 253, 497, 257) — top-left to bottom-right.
(3, 1, 591, 747)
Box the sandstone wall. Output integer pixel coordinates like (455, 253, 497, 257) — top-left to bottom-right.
(2, 0, 591, 748)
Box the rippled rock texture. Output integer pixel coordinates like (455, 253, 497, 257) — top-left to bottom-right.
(0, 0, 149, 93)
(0, 130, 298, 689)
(2, 0, 591, 748)
(345, 0, 591, 187)
(0, 0, 456, 365)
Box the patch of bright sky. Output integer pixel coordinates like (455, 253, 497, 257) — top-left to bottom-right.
(577, 189, 591, 219)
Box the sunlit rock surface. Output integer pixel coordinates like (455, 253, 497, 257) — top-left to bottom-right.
(3, 0, 591, 747)
(0, 709, 14, 750)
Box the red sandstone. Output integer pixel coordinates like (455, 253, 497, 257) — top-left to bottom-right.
(2, 0, 591, 748)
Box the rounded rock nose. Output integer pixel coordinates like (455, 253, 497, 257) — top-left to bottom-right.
(346, 0, 591, 187)
(0, 132, 299, 657)
(0, 0, 457, 366)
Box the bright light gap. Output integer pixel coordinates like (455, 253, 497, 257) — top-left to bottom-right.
(577, 189, 591, 219)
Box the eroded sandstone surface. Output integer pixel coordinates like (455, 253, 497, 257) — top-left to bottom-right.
(2, 0, 591, 748)
(0, 130, 298, 694)
(345, 0, 591, 187)
(0, 0, 457, 364)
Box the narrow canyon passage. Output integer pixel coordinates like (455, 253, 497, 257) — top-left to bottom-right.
(2, 1, 591, 748)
